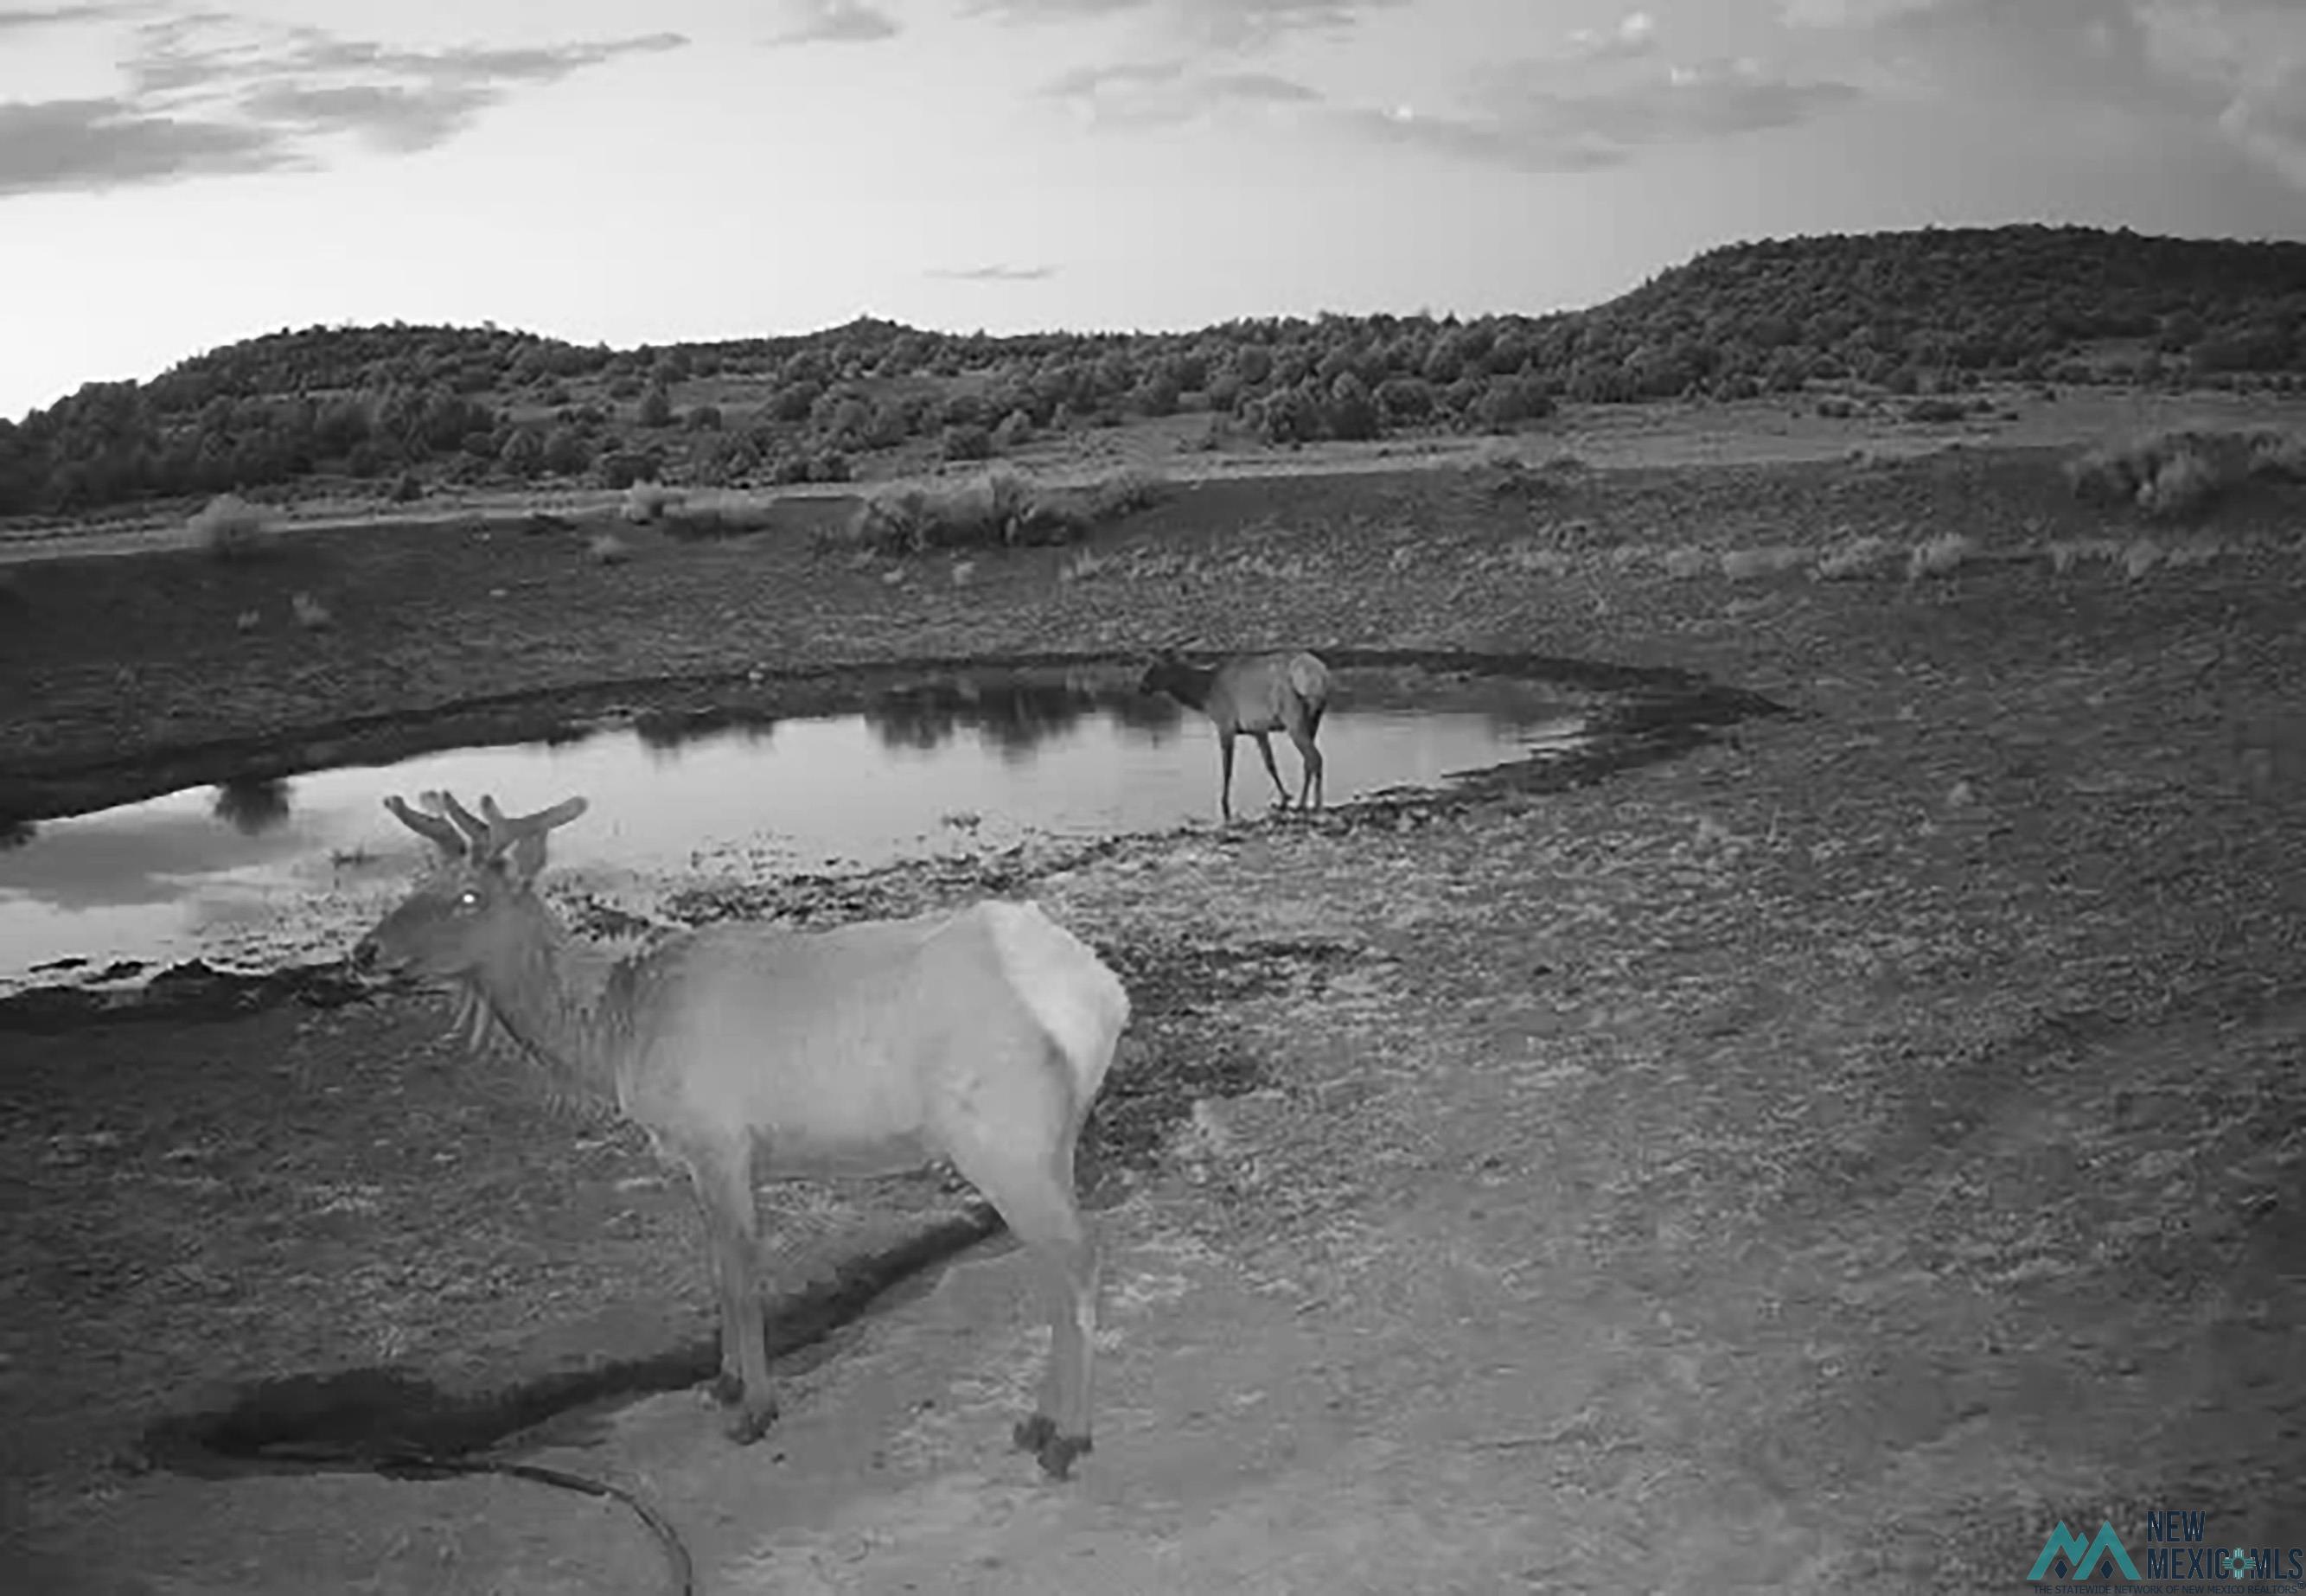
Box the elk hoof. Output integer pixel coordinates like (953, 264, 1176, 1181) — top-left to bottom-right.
(726, 1397, 780, 1446)
(707, 1371, 746, 1408)
(1012, 1414, 1092, 1480)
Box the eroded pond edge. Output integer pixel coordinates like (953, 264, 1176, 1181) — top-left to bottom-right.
(0, 649, 1792, 1029)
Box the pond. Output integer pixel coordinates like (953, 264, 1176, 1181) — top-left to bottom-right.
(0, 661, 1605, 997)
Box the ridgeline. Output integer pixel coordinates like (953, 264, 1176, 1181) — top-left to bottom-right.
(5, 222, 2300, 516)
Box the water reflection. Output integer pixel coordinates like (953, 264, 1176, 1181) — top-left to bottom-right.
(210, 776, 293, 836)
(636, 711, 776, 752)
(0, 663, 1598, 995)
(865, 680, 1183, 761)
(610, 678, 1191, 766)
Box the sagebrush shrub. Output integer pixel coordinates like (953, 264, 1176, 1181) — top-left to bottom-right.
(2062, 428, 2282, 522)
(827, 467, 1166, 557)
(188, 493, 272, 560)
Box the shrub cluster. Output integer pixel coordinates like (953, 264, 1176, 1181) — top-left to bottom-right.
(2064, 428, 2306, 520)
(826, 468, 1168, 557)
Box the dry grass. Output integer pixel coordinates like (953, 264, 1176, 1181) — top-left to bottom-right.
(2041, 532, 2241, 578)
(1062, 545, 1206, 585)
(1811, 533, 1896, 582)
(1058, 547, 1112, 584)
(1496, 540, 1575, 577)
(1471, 509, 2273, 595)
(1906, 531, 1977, 580)
(187, 493, 275, 561)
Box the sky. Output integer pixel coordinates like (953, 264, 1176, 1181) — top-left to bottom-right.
(2, 0, 2303, 421)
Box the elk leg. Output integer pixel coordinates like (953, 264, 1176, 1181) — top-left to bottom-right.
(1252, 731, 1291, 807)
(961, 1109, 1100, 1481)
(688, 1148, 776, 1443)
(1217, 733, 1237, 823)
(1290, 725, 1325, 810)
(1003, 1200, 1098, 1480)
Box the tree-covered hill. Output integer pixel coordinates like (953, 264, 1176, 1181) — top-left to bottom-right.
(1584, 224, 2303, 395)
(3, 223, 2299, 516)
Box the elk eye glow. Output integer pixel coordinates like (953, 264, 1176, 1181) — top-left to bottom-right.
(456, 889, 482, 909)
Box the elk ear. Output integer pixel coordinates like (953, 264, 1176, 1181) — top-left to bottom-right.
(500, 831, 552, 888)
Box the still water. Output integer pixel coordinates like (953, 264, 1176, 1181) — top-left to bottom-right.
(0, 666, 1592, 994)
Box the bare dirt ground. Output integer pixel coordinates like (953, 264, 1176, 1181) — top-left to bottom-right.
(3, 414, 2304, 1594)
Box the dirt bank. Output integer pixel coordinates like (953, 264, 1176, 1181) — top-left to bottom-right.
(4, 445, 2304, 1594)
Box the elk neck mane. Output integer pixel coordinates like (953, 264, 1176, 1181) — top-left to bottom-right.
(448, 896, 660, 1115)
(1159, 658, 1219, 708)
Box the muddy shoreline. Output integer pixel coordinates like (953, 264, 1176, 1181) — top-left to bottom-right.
(0, 646, 1777, 827)
(0, 659, 1792, 1027)
(0, 450, 2109, 801)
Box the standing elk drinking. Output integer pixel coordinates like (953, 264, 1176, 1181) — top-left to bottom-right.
(1140, 648, 1332, 822)
(350, 789, 1130, 1479)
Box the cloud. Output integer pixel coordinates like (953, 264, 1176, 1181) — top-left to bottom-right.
(972, 0, 1406, 50)
(1873, 0, 2169, 102)
(766, 0, 900, 46)
(223, 30, 687, 151)
(1330, 103, 1626, 172)
(1334, 40, 1860, 172)
(1777, 0, 1942, 26)
(1037, 13, 1854, 167)
(1565, 10, 1660, 61)
(1043, 56, 1320, 126)
(926, 263, 1058, 280)
(0, 14, 688, 194)
(0, 3, 121, 31)
(1780, 0, 2306, 191)
(2217, 63, 2306, 188)
(275, 32, 691, 87)
(237, 80, 502, 154)
(0, 96, 295, 195)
